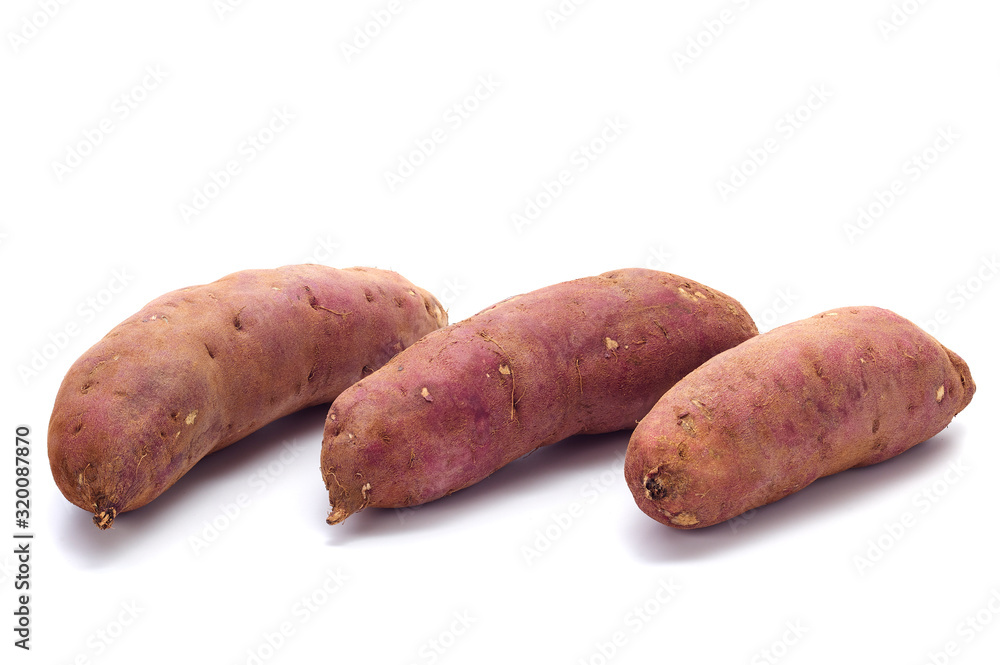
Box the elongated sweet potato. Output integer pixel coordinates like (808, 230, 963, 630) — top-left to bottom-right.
(322, 268, 758, 524)
(48, 264, 447, 529)
(625, 306, 976, 529)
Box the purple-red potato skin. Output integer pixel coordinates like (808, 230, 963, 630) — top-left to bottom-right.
(625, 306, 976, 529)
(48, 265, 447, 529)
(322, 268, 759, 524)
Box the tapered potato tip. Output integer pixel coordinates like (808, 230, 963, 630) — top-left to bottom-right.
(326, 505, 352, 526)
(93, 507, 117, 530)
(944, 346, 976, 413)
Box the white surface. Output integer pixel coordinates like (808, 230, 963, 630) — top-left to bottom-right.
(2, 2, 998, 664)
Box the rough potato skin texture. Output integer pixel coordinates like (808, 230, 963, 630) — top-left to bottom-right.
(322, 268, 758, 524)
(48, 265, 447, 529)
(625, 306, 976, 529)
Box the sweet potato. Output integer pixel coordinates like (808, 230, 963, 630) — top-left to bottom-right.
(322, 268, 758, 524)
(625, 306, 976, 529)
(48, 264, 447, 529)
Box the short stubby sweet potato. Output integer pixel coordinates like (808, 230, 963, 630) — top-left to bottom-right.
(48, 265, 447, 529)
(625, 306, 976, 529)
(322, 268, 758, 524)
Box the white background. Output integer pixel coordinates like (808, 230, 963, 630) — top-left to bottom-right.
(2, 1, 998, 664)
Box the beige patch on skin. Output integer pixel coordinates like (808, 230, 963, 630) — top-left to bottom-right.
(185, 410, 198, 425)
(499, 364, 511, 376)
(605, 337, 619, 351)
(677, 286, 700, 302)
(690, 398, 713, 421)
(936, 385, 945, 402)
(668, 511, 699, 526)
(421, 387, 433, 402)
(677, 413, 697, 436)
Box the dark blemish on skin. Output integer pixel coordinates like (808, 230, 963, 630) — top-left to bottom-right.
(301, 284, 322, 309)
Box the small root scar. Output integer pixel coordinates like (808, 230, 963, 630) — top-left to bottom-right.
(233, 306, 247, 330)
(315, 304, 351, 318)
(498, 364, 518, 420)
(480, 334, 518, 421)
(327, 471, 347, 496)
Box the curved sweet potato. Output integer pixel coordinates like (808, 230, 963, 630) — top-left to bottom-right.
(48, 264, 447, 529)
(625, 306, 976, 529)
(322, 268, 758, 524)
